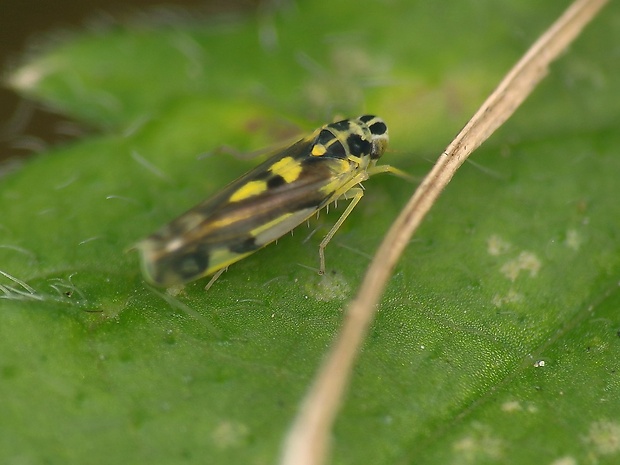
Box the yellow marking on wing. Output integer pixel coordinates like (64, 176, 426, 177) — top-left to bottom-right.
(207, 210, 252, 229)
(311, 144, 327, 156)
(250, 213, 293, 236)
(269, 157, 302, 183)
(229, 180, 268, 202)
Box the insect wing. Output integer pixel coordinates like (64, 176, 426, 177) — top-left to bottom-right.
(139, 133, 354, 286)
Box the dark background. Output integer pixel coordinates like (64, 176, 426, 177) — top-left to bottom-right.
(0, 0, 259, 165)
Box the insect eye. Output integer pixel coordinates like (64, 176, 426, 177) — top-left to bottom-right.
(370, 137, 389, 160)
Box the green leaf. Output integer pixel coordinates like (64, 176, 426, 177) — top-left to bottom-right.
(2, 1, 619, 464)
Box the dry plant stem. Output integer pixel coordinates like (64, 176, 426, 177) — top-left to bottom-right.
(280, 0, 609, 464)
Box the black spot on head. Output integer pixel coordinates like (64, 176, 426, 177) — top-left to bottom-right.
(267, 175, 286, 189)
(229, 236, 258, 254)
(358, 115, 388, 138)
(346, 133, 371, 156)
(368, 120, 387, 137)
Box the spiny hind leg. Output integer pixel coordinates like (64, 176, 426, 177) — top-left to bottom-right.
(318, 187, 364, 275)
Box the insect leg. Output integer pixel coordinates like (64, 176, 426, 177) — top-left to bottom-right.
(318, 187, 364, 275)
(204, 267, 227, 291)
